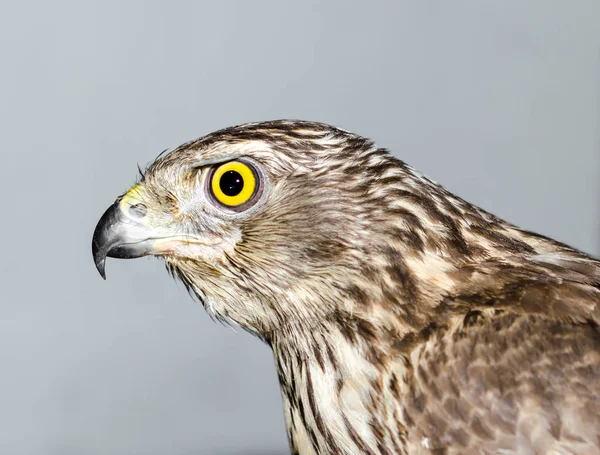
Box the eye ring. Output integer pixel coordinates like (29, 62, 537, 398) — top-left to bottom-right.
(208, 160, 262, 210)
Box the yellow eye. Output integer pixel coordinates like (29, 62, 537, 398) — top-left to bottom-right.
(210, 161, 258, 208)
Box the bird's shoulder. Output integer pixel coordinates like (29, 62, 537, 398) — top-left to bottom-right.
(400, 255, 600, 454)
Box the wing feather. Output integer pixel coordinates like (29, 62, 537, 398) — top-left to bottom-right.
(403, 259, 600, 454)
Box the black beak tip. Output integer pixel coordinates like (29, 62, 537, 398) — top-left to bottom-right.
(92, 237, 108, 280)
(92, 202, 119, 280)
(96, 258, 107, 280)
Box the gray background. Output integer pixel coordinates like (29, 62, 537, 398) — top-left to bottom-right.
(1, 1, 599, 454)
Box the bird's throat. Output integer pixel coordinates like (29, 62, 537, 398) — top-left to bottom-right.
(271, 320, 412, 455)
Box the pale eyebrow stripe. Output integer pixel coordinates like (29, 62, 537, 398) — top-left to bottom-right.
(190, 154, 240, 168)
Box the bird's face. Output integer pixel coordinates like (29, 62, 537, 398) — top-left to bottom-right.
(93, 122, 381, 336)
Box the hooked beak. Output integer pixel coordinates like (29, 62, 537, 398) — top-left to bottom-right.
(93, 189, 221, 280)
(92, 200, 156, 279)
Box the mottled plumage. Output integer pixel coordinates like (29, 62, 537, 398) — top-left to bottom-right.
(93, 120, 600, 454)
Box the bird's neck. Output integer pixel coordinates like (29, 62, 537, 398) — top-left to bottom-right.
(271, 316, 414, 455)
(267, 240, 600, 455)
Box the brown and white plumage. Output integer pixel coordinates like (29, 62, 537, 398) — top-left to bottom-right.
(92, 120, 600, 454)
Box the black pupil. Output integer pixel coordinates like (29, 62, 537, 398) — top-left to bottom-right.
(219, 170, 244, 197)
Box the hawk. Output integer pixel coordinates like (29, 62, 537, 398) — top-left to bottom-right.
(92, 120, 600, 454)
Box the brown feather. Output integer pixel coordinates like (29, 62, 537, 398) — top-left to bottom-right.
(101, 120, 600, 454)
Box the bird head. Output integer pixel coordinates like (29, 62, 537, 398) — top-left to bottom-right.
(93, 120, 481, 339)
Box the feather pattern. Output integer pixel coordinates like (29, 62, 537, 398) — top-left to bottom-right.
(103, 120, 600, 454)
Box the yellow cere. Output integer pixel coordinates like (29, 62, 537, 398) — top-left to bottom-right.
(120, 183, 144, 210)
(211, 161, 256, 207)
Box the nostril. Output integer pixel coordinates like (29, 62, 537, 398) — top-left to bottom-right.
(128, 203, 147, 219)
